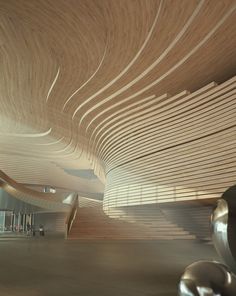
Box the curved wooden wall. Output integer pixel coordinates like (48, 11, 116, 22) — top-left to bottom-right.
(0, 1, 235, 210)
(102, 77, 236, 209)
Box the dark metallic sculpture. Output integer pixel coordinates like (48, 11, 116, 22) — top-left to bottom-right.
(179, 185, 236, 295)
(212, 186, 236, 274)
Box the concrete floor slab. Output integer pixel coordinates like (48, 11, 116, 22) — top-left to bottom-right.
(0, 239, 219, 296)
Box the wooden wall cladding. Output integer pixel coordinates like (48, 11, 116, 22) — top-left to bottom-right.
(103, 78, 236, 208)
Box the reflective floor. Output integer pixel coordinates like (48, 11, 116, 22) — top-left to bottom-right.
(0, 238, 219, 296)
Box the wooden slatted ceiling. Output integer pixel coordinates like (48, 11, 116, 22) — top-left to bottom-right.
(100, 78, 236, 165)
(0, 0, 235, 207)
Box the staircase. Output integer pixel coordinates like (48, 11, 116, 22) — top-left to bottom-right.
(161, 205, 213, 241)
(68, 204, 195, 240)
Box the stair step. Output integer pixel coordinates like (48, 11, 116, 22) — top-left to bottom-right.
(68, 206, 195, 240)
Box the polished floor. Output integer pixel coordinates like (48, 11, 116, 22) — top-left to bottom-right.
(0, 238, 219, 296)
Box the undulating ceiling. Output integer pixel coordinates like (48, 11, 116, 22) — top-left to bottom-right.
(0, 0, 236, 206)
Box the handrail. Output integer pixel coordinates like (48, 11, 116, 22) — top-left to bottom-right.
(65, 194, 79, 239)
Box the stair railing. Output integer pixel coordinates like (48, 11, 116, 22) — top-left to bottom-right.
(65, 194, 78, 239)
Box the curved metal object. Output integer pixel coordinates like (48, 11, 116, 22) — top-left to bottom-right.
(179, 186, 236, 295)
(211, 186, 236, 273)
(178, 260, 236, 296)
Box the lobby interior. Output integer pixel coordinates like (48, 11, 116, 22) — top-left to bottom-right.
(0, 0, 236, 295)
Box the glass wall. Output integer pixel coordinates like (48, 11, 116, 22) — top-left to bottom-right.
(5, 212, 13, 231)
(0, 211, 14, 232)
(0, 212, 33, 233)
(0, 211, 5, 232)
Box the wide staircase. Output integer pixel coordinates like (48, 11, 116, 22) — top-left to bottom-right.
(161, 204, 213, 241)
(68, 204, 195, 240)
